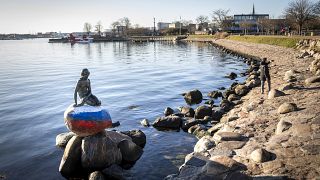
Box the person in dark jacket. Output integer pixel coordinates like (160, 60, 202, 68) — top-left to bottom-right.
(260, 58, 271, 94)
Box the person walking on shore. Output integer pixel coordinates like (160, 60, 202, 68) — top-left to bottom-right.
(260, 58, 271, 94)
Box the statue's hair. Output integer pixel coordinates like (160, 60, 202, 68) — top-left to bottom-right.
(81, 68, 90, 76)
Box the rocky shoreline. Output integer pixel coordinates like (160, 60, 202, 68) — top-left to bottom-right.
(161, 38, 320, 179)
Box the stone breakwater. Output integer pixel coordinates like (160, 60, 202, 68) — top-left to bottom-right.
(162, 39, 320, 179)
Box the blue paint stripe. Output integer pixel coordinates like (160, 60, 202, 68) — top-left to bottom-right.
(69, 110, 112, 121)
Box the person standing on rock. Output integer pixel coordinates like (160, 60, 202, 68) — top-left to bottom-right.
(74, 68, 101, 107)
(260, 58, 271, 94)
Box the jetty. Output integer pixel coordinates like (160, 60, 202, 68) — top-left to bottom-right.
(48, 35, 188, 43)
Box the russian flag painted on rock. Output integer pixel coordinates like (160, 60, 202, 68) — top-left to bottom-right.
(64, 104, 112, 137)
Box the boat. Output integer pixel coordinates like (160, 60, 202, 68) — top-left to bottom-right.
(69, 33, 93, 44)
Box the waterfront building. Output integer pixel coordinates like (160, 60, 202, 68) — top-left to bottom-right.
(157, 22, 170, 30)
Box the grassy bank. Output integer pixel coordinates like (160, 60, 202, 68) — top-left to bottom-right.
(227, 35, 301, 48)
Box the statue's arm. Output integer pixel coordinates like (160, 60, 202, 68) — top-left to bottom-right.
(88, 79, 92, 95)
(74, 81, 79, 105)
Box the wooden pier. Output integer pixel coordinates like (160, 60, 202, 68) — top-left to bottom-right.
(128, 35, 188, 42)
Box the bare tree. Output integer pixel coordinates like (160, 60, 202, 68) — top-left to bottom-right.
(196, 15, 209, 31)
(196, 15, 209, 24)
(95, 21, 103, 36)
(284, 0, 316, 34)
(313, 0, 320, 15)
(239, 20, 253, 35)
(119, 17, 131, 29)
(83, 22, 92, 35)
(111, 21, 121, 34)
(211, 9, 230, 29)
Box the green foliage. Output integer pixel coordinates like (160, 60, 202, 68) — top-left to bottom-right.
(227, 35, 301, 48)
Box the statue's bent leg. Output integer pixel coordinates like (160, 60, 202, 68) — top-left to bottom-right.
(85, 94, 101, 106)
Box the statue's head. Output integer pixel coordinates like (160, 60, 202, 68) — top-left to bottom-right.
(81, 68, 90, 77)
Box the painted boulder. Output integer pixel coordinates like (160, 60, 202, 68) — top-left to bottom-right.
(64, 104, 112, 137)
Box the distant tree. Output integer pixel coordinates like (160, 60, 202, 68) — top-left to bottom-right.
(239, 20, 253, 35)
(181, 19, 193, 26)
(111, 21, 121, 34)
(95, 21, 103, 36)
(196, 15, 209, 31)
(284, 0, 316, 34)
(119, 17, 131, 29)
(313, 0, 320, 15)
(196, 15, 209, 24)
(83, 22, 92, 35)
(211, 9, 230, 30)
(133, 24, 140, 29)
(257, 18, 272, 34)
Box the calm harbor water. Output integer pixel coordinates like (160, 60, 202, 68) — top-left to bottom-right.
(0, 39, 247, 180)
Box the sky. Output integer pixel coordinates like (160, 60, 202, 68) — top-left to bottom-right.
(0, 0, 305, 34)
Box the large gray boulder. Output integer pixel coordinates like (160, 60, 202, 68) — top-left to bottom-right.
(118, 139, 143, 162)
(81, 132, 122, 169)
(277, 103, 298, 114)
(153, 115, 182, 129)
(59, 136, 83, 178)
(56, 132, 75, 148)
(184, 89, 203, 104)
(268, 89, 285, 99)
(121, 130, 146, 148)
(105, 131, 132, 145)
(195, 105, 212, 119)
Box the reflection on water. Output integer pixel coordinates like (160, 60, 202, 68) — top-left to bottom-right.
(0, 39, 247, 180)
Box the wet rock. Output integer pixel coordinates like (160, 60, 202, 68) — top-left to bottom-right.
(193, 128, 210, 139)
(204, 100, 215, 106)
(81, 132, 122, 169)
(178, 106, 195, 117)
(153, 115, 182, 129)
(59, 136, 83, 178)
(276, 119, 292, 135)
(305, 76, 320, 85)
(184, 89, 203, 104)
(226, 72, 238, 80)
(279, 83, 294, 91)
(105, 131, 132, 145)
(194, 105, 212, 119)
(202, 116, 212, 123)
(181, 118, 201, 131)
(140, 119, 150, 127)
(277, 103, 298, 114)
(89, 171, 105, 180)
(121, 130, 146, 148)
(268, 89, 285, 99)
(218, 87, 226, 90)
(118, 139, 143, 162)
(208, 91, 222, 99)
(164, 107, 174, 116)
(111, 121, 120, 128)
(188, 124, 206, 134)
(212, 108, 225, 121)
(214, 132, 244, 142)
(194, 136, 215, 153)
(56, 132, 75, 148)
(250, 148, 271, 163)
(220, 99, 234, 112)
(227, 94, 240, 102)
(235, 85, 249, 96)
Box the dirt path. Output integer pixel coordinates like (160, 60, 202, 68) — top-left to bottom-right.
(213, 39, 320, 178)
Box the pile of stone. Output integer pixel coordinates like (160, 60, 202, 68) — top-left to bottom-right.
(56, 130, 146, 179)
(150, 57, 262, 141)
